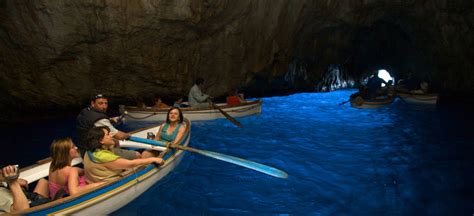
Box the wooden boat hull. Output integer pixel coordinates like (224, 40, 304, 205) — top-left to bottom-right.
(18, 120, 191, 215)
(121, 99, 262, 122)
(398, 92, 438, 104)
(350, 96, 394, 108)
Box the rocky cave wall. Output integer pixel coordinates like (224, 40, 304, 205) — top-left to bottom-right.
(0, 0, 473, 121)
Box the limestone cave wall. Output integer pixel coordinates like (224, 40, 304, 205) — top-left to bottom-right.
(0, 0, 472, 121)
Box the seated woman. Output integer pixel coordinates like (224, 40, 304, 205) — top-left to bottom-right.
(142, 107, 186, 157)
(83, 126, 164, 183)
(153, 97, 170, 109)
(48, 138, 103, 200)
(226, 89, 246, 106)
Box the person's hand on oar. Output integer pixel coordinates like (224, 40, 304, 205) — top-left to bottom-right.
(110, 111, 127, 126)
(165, 141, 179, 149)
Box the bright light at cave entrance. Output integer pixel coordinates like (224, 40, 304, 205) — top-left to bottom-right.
(377, 69, 394, 87)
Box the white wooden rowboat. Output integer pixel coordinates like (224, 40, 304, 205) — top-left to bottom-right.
(350, 96, 395, 108)
(16, 119, 191, 215)
(397, 92, 438, 105)
(120, 99, 262, 122)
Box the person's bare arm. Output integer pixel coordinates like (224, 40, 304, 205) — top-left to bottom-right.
(171, 125, 186, 145)
(95, 119, 129, 140)
(2, 166, 29, 212)
(104, 157, 164, 170)
(68, 168, 103, 196)
(9, 181, 29, 212)
(113, 131, 130, 140)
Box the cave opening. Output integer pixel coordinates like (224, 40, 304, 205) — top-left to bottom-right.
(346, 20, 426, 89)
(375, 69, 394, 87)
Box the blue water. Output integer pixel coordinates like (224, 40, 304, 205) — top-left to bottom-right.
(1, 90, 473, 215)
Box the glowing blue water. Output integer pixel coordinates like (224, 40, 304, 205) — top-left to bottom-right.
(114, 90, 474, 215)
(1, 90, 473, 215)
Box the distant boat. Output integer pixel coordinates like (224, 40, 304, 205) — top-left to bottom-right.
(397, 91, 438, 105)
(120, 99, 262, 122)
(350, 96, 395, 108)
(17, 120, 191, 215)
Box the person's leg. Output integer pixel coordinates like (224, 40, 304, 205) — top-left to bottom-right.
(112, 148, 140, 160)
(141, 150, 159, 158)
(33, 178, 49, 198)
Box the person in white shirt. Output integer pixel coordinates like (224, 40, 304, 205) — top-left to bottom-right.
(188, 78, 213, 107)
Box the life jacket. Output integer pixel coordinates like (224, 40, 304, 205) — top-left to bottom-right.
(76, 107, 108, 149)
(226, 96, 241, 106)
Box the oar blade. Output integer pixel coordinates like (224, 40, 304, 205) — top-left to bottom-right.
(185, 147, 288, 179)
(129, 136, 288, 179)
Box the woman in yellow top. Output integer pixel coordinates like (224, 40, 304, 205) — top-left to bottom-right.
(83, 126, 164, 183)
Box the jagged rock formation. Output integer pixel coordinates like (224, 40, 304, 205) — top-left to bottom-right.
(0, 0, 473, 121)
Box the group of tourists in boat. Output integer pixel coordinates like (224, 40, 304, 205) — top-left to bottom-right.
(1, 91, 190, 214)
(136, 77, 246, 110)
(0, 77, 267, 215)
(348, 71, 438, 108)
(121, 78, 262, 122)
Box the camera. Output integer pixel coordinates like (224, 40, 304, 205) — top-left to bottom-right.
(1, 165, 20, 181)
(146, 132, 155, 140)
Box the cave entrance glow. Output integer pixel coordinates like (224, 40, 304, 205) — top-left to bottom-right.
(377, 69, 394, 87)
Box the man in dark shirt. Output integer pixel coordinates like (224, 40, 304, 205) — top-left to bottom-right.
(367, 74, 387, 99)
(77, 94, 138, 159)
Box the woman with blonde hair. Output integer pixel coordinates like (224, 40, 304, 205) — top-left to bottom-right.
(48, 138, 102, 200)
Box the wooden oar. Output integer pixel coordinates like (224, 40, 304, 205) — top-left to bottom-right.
(208, 99, 242, 127)
(119, 140, 167, 152)
(338, 100, 350, 105)
(128, 136, 288, 179)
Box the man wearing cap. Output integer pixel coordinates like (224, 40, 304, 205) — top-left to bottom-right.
(76, 94, 139, 160)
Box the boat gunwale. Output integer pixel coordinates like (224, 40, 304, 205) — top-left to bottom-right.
(397, 92, 439, 101)
(124, 99, 262, 112)
(350, 96, 395, 108)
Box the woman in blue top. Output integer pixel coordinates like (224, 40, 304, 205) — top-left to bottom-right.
(142, 107, 186, 158)
(156, 107, 186, 143)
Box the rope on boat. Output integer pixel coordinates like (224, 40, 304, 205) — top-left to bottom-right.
(124, 112, 159, 120)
